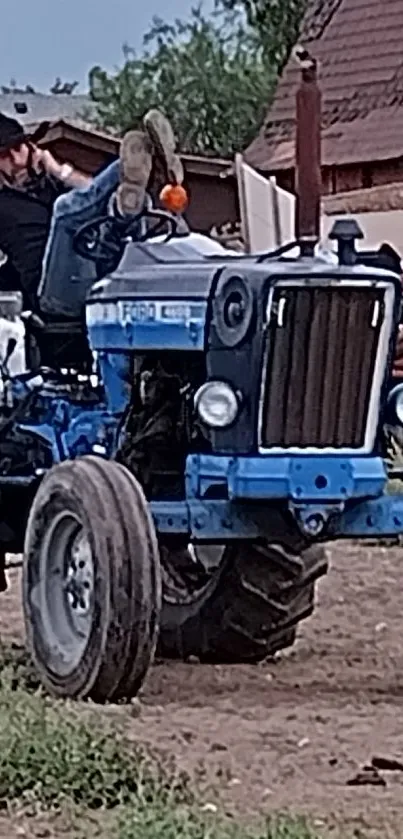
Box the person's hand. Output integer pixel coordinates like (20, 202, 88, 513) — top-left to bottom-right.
(31, 146, 63, 178)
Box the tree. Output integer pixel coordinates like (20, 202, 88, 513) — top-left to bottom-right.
(219, 0, 308, 71)
(89, 4, 275, 158)
(50, 78, 79, 95)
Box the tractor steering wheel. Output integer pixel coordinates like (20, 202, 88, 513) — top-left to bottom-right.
(72, 208, 179, 263)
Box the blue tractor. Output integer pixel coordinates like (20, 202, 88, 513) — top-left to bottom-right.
(0, 57, 403, 702)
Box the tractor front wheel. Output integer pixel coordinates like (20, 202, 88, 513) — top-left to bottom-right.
(23, 456, 161, 702)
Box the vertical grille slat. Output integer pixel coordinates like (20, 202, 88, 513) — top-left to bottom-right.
(318, 290, 349, 446)
(261, 283, 386, 450)
(301, 289, 330, 444)
(351, 295, 381, 447)
(285, 289, 312, 446)
(335, 292, 365, 446)
(263, 294, 296, 446)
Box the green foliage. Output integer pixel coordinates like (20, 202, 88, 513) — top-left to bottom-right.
(0, 642, 40, 692)
(118, 810, 320, 839)
(218, 0, 309, 71)
(89, 4, 275, 158)
(0, 659, 322, 838)
(0, 664, 322, 839)
(0, 674, 193, 811)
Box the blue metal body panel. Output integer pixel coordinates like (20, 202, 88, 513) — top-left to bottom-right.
(149, 494, 403, 541)
(96, 354, 131, 415)
(185, 453, 387, 502)
(88, 319, 205, 352)
(19, 407, 116, 463)
(86, 300, 207, 353)
(146, 452, 402, 542)
(12, 375, 117, 464)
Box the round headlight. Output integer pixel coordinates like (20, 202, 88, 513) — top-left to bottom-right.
(396, 387, 403, 423)
(194, 381, 239, 428)
(387, 384, 403, 425)
(213, 275, 254, 347)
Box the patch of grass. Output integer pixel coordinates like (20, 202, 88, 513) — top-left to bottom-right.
(0, 674, 193, 811)
(0, 664, 321, 839)
(0, 642, 40, 691)
(117, 809, 320, 839)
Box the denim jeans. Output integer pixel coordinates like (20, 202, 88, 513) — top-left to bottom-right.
(38, 161, 146, 319)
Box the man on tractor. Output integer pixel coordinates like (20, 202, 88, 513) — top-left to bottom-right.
(0, 110, 184, 312)
(0, 106, 403, 373)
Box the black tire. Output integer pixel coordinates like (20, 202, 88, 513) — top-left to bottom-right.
(158, 509, 328, 662)
(23, 456, 161, 702)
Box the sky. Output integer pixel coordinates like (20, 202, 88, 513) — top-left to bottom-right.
(1, 0, 213, 93)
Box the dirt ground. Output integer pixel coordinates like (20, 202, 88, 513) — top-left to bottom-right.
(3, 541, 403, 837)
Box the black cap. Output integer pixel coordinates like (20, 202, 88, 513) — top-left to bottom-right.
(0, 113, 50, 153)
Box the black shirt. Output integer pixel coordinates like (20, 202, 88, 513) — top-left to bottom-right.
(0, 171, 66, 309)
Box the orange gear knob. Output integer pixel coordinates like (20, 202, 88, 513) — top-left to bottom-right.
(159, 183, 188, 213)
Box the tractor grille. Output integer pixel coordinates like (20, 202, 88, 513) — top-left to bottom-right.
(260, 283, 386, 450)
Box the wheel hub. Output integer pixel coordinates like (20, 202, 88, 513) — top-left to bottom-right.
(64, 533, 94, 618)
(30, 511, 95, 676)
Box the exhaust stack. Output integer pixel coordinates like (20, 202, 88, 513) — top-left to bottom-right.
(294, 47, 322, 256)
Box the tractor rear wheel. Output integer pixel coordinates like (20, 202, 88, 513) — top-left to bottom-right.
(23, 456, 161, 702)
(158, 510, 327, 662)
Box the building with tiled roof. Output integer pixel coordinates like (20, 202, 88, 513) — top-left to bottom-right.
(0, 92, 95, 125)
(245, 0, 403, 201)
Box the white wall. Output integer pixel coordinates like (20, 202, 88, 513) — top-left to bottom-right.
(237, 156, 403, 257)
(322, 210, 403, 257)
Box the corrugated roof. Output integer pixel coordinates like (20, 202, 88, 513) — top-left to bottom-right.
(245, 0, 403, 171)
(0, 93, 95, 125)
(29, 118, 232, 175)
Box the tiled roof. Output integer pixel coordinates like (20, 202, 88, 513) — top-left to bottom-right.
(0, 93, 95, 125)
(28, 118, 232, 175)
(245, 0, 403, 171)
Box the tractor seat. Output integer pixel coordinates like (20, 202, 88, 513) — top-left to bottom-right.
(27, 255, 100, 372)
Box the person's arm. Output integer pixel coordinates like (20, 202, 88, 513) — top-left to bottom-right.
(34, 148, 92, 189)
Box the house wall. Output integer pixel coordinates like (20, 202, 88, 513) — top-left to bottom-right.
(47, 138, 114, 176)
(275, 158, 403, 196)
(184, 171, 238, 232)
(322, 209, 403, 257)
(368, 159, 403, 187)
